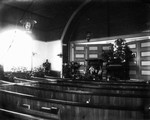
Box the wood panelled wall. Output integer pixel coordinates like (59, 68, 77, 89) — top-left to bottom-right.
(139, 40, 150, 80)
(70, 39, 150, 81)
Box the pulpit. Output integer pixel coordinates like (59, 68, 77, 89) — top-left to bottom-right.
(106, 59, 130, 80)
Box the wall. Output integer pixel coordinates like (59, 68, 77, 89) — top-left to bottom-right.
(62, 1, 149, 65)
(2, 38, 47, 72)
(32, 40, 62, 73)
(31, 40, 47, 70)
(69, 1, 148, 41)
(70, 35, 150, 81)
(0, 27, 62, 73)
(46, 40, 62, 72)
(0, 27, 47, 71)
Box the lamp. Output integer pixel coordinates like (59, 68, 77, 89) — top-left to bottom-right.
(20, 18, 37, 33)
(20, 1, 37, 33)
(57, 53, 63, 58)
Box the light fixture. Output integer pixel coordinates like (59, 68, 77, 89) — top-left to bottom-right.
(57, 53, 63, 58)
(19, 0, 37, 33)
(20, 18, 37, 33)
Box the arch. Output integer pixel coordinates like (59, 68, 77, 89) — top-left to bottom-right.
(60, 0, 91, 43)
(59, 0, 91, 77)
(60, 0, 91, 64)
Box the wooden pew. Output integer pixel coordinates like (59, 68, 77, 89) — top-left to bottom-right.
(36, 80, 150, 93)
(10, 77, 150, 119)
(32, 76, 149, 86)
(30, 76, 149, 88)
(2, 83, 150, 105)
(14, 77, 150, 91)
(0, 108, 51, 120)
(1, 82, 150, 119)
(12, 78, 150, 108)
(0, 88, 149, 120)
(0, 89, 61, 120)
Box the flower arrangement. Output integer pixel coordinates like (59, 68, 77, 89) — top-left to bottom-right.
(113, 38, 134, 63)
(6, 66, 45, 80)
(5, 66, 31, 80)
(63, 61, 81, 79)
(30, 66, 45, 77)
(101, 38, 134, 80)
(11, 66, 28, 73)
(102, 38, 134, 63)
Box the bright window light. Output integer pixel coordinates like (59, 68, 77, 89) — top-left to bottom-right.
(0, 28, 33, 71)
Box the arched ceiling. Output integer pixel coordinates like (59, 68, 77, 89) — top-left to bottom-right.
(0, 0, 84, 41)
(0, 0, 84, 30)
(0, 0, 150, 41)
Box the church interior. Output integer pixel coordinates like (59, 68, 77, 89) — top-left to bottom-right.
(0, 0, 150, 120)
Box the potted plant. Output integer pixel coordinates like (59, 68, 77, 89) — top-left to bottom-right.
(101, 38, 134, 80)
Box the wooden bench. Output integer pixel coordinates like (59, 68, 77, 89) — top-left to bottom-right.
(12, 78, 150, 108)
(4, 77, 150, 119)
(0, 108, 51, 120)
(31, 76, 148, 84)
(1, 81, 150, 119)
(0, 88, 149, 120)
(14, 77, 150, 91)
(2, 83, 150, 104)
(0, 90, 61, 120)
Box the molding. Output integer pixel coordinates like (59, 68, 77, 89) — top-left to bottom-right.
(71, 33, 150, 45)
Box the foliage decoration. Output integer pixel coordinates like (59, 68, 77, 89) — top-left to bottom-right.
(102, 38, 134, 63)
(63, 61, 81, 79)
